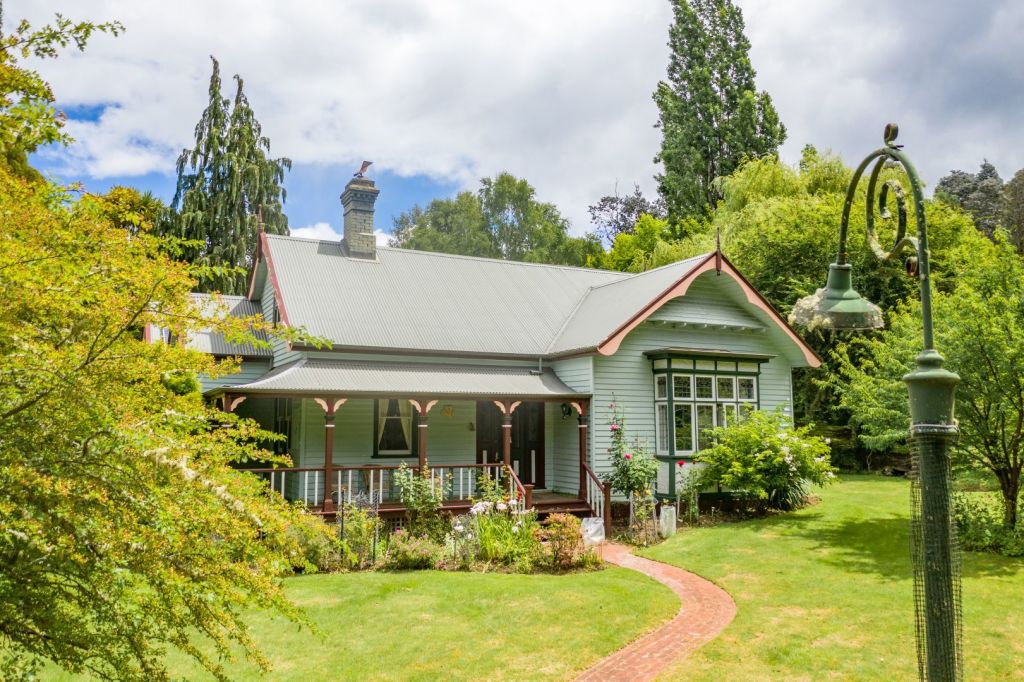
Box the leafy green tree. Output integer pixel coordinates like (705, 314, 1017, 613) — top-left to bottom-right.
(0, 10, 122, 179)
(390, 172, 603, 267)
(0, 167, 336, 680)
(164, 58, 290, 295)
(1001, 168, 1024, 253)
(936, 161, 1004, 238)
(587, 183, 665, 245)
(653, 0, 786, 221)
(833, 238, 1024, 529)
(83, 185, 166, 236)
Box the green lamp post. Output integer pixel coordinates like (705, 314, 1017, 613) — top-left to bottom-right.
(791, 124, 962, 681)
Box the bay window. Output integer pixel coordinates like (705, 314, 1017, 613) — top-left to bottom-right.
(649, 351, 765, 458)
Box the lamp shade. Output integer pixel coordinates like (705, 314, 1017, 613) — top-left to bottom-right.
(790, 263, 884, 331)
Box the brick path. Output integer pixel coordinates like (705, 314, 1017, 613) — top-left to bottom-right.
(575, 542, 736, 682)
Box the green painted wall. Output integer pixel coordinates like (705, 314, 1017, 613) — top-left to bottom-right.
(198, 359, 271, 393)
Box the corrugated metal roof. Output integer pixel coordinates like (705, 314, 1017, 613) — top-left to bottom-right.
(266, 235, 630, 356)
(187, 293, 271, 358)
(219, 358, 588, 399)
(546, 254, 709, 354)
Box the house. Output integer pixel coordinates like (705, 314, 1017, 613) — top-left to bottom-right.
(176, 177, 820, 533)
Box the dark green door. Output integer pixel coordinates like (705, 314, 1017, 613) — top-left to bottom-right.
(475, 401, 545, 488)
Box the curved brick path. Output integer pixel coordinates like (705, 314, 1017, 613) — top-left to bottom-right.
(575, 542, 736, 682)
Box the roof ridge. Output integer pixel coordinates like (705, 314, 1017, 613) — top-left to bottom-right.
(544, 283, 597, 354)
(266, 233, 628, 277)
(586, 253, 711, 292)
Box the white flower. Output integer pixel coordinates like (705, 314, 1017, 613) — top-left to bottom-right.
(824, 437, 832, 444)
(454, 523, 463, 532)
(780, 445, 791, 455)
(826, 471, 836, 479)
(496, 502, 508, 512)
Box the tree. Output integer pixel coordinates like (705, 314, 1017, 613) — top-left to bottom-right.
(164, 58, 290, 295)
(1001, 168, 1024, 252)
(653, 0, 786, 221)
(390, 172, 603, 267)
(587, 183, 665, 245)
(0, 9, 122, 179)
(83, 185, 166, 236)
(834, 238, 1024, 530)
(935, 161, 1004, 238)
(0, 167, 337, 680)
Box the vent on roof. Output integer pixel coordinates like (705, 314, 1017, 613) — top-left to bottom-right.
(341, 177, 380, 259)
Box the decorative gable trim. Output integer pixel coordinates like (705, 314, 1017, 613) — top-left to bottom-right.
(596, 253, 821, 368)
(247, 231, 291, 328)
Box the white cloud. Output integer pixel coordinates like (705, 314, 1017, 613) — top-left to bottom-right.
(290, 222, 339, 241)
(20, 1, 1024, 229)
(290, 221, 391, 246)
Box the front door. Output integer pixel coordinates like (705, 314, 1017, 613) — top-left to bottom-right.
(475, 401, 545, 488)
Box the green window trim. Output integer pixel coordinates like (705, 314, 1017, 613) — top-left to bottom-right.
(371, 398, 420, 459)
(651, 354, 764, 496)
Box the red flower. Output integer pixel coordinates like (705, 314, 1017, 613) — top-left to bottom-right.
(624, 453, 632, 460)
(677, 460, 685, 467)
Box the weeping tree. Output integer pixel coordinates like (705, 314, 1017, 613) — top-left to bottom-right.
(165, 57, 290, 294)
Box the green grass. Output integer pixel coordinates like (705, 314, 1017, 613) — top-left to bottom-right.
(48, 567, 675, 682)
(642, 475, 1024, 681)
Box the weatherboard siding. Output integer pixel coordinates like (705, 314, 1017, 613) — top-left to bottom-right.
(198, 360, 271, 393)
(647, 277, 764, 328)
(550, 356, 593, 492)
(590, 317, 794, 486)
(260, 271, 301, 368)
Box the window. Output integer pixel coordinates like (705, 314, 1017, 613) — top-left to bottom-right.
(273, 397, 293, 455)
(374, 399, 415, 456)
(652, 357, 760, 455)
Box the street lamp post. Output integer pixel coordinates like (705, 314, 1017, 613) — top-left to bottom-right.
(790, 124, 962, 682)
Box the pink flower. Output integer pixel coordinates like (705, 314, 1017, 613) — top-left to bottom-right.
(624, 453, 632, 460)
(610, 424, 620, 432)
(677, 460, 685, 467)
(609, 403, 616, 409)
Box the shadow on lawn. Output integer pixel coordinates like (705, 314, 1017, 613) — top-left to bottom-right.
(793, 515, 1024, 581)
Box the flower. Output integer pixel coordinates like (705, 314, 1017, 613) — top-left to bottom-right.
(624, 453, 631, 460)
(496, 502, 508, 512)
(610, 423, 620, 432)
(824, 437, 832, 445)
(677, 460, 685, 467)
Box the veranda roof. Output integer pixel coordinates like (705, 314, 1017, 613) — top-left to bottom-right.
(212, 358, 589, 400)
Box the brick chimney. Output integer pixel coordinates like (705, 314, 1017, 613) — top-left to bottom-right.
(340, 177, 380, 259)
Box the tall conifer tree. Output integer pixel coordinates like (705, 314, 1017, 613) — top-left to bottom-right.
(166, 57, 290, 294)
(653, 0, 785, 222)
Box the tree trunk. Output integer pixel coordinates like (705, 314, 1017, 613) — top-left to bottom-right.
(996, 469, 1021, 530)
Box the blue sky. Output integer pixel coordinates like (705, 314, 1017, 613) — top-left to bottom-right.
(33, 103, 461, 239)
(21, 0, 1024, 239)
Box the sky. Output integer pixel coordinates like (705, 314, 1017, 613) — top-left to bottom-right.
(18, 0, 1024, 242)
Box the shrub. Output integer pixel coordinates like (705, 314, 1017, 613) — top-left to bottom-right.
(395, 461, 449, 541)
(338, 502, 383, 569)
(285, 513, 349, 573)
(470, 499, 540, 570)
(696, 410, 836, 511)
(536, 513, 592, 569)
(382, 529, 442, 570)
(953, 492, 1024, 557)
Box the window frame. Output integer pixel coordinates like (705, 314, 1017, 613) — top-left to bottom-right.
(651, 354, 763, 459)
(372, 398, 420, 458)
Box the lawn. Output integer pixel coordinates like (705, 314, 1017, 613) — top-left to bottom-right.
(48, 567, 675, 681)
(643, 475, 1024, 681)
